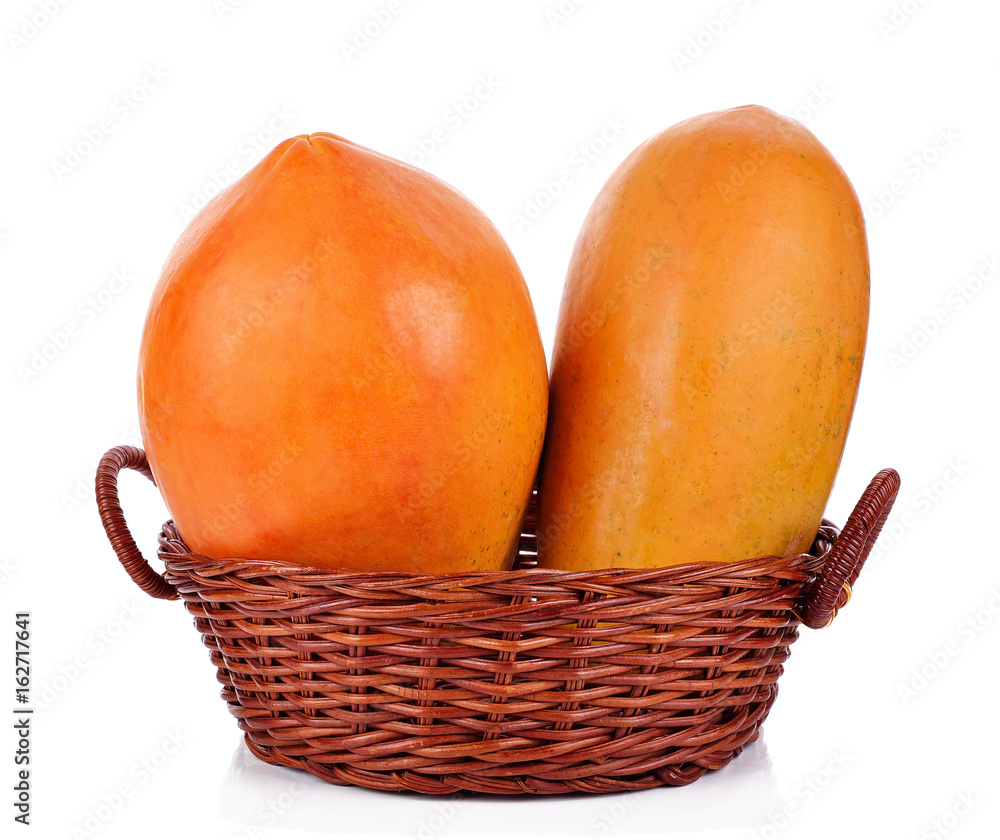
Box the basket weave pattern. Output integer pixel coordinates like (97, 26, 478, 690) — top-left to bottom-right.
(97, 446, 899, 795)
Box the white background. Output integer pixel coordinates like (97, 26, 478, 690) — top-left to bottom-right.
(2, 1, 998, 838)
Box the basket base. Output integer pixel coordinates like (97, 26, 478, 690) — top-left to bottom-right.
(243, 734, 729, 793)
(230, 682, 777, 795)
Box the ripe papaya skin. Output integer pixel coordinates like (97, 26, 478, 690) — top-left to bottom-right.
(536, 105, 868, 570)
(138, 133, 548, 572)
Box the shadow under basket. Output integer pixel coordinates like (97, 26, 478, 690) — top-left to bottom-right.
(97, 445, 899, 795)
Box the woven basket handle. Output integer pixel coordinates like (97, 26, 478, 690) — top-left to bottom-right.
(96, 445, 178, 601)
(801, 468, 900, 629)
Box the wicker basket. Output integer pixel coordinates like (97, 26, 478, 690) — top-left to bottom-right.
(96, 445, 899, 795)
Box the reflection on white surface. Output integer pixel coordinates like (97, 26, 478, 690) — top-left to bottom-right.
(217, 734, 783, 838)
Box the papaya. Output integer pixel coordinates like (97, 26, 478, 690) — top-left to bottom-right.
(536, 105, 868, 570)
(138, 133, 548, 572)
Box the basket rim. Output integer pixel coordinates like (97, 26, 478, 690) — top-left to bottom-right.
(99, 445, 899, 629)
(157, 519, 839, 585)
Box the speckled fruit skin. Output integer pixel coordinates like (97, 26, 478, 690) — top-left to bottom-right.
(138, 133, 548, 572)
(536, 105, 869, 570)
